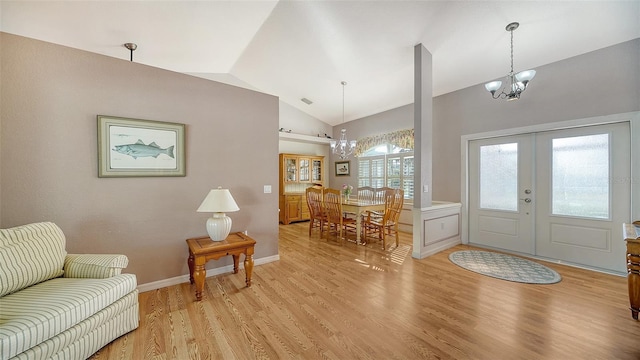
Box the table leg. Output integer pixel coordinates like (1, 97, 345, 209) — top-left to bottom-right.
(244, 252, 254, 287)
(188, 253, 195, 284)
(232, 254, 240, 274)
(356, 210, 362, 244)
(628, 250, 640, 320)
(193, 257, 206, 301)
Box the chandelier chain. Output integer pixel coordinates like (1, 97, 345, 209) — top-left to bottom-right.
(510, 28, 514, 74)
(330, 81, 356, 159)
(342, 81, 345, 124)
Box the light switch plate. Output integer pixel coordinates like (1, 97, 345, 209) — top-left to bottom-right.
(264, 185, 272, 194)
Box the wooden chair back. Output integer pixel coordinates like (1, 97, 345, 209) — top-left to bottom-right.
(306, 187, 325, 235)
(374, 187, 394, 204)
(306, 187, 324, 219)
(384, 189, 404, 225)
(357, 186, 375, 202)
(323, 188, 359, 244)
(323, 188, 343, 225)
(363, 188, 404, 249)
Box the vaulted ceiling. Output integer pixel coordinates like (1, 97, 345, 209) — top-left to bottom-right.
(2, 1, 638, 125)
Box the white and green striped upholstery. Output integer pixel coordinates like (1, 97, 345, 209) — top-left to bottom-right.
(0, 222, 67, 297)
(0, 222, 139, 360)
(11, 291, 139, 360)
(64, 254, 129, 279)
(0, 274, 137, 359)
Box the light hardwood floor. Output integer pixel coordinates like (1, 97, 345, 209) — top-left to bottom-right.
(91, 222, 640, 359)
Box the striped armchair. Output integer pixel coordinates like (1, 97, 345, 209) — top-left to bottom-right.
(0, 222, 139, 360)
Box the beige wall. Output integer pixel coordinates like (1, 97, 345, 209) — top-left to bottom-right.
(433, 38, 639, 201)
(0, 33, 280, 285)
(332, 39, 640, 202)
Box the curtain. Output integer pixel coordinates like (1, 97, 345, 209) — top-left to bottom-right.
(354, 129, 414, 157)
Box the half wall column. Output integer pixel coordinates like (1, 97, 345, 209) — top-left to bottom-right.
(412, 43, 433, 258)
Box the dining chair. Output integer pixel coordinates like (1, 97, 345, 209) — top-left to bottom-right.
(343, 186, 375, 220)
(363, 189, 404, 250)
(306, 186, 326, 236)
(323, 188, 357, 244)
(364, 186, 395, 224)
(357, 186, 375, 202)
(374, 187, 394, 203)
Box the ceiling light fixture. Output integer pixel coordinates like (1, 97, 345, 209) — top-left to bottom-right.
(124, 43, 137, 62)
(484, 22, 536, 101)
(330, 81, 356, 160)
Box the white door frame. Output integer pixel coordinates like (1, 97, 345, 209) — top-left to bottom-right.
(460, 112, 640, 252)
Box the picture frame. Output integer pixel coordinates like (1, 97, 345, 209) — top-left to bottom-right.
(98, 115, 186, 177)
(335, 161, 350, 176)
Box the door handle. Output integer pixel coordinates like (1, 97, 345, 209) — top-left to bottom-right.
(520, 198, 532, 203)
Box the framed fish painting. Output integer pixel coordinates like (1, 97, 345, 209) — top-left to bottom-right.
(98, 116, 185, 177)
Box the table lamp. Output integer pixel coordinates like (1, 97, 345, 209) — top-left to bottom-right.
(197, 187, 240, 241)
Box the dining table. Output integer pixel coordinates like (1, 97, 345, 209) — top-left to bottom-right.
(341, 198, 386, 244)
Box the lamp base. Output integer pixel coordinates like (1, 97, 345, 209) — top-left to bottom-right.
(206, 213, 232, 241)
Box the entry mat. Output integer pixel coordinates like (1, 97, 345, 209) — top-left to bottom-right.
(449, 250, 562, 284)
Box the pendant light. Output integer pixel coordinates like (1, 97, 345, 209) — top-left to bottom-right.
(484, 22, 536, 101)
(330, 81, 356, 159)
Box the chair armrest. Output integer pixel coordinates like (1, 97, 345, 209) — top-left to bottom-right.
(63, 254, 129, 279)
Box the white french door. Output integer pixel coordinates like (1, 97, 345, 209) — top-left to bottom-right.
(534, 123, 630, 272)
(469, 135, 534, 254)
(468, 122, 631, 272)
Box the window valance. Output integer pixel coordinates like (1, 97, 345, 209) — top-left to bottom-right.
(354, 129, 414, 157)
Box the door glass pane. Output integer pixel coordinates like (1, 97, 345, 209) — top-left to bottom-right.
(552, 134, 609, 219)
(312, 160, 322, 182)
(299, 159, 310, 182)
(285, 158, 297, 182)
(480, 143, 518, 211)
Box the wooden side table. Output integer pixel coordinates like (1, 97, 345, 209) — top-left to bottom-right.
(186, 232, 256, 301)
(624, 222, 640, 320)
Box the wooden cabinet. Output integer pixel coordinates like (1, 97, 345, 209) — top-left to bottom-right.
(279, 153, 324, 188)
(280, 154, 323, 185)
(624, 222, 640, 320)
(280, 195, 303, 225)
(279, 194, 312, 225)
(279, 153, 324, 224)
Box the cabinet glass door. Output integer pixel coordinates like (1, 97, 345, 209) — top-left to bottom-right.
(299, 158, 310, 182)
(285, 158, 297, 182)
(312, 159, 322, 182)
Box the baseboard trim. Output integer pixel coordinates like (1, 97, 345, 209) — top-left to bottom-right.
(136, 254, 280, 293)
(413, 237, 461, 259)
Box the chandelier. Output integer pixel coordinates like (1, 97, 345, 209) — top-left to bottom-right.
(484, 22, 536, 101)
(330, 81, 356, 159)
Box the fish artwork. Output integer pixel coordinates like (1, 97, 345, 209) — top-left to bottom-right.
(112, 139, 175, 159)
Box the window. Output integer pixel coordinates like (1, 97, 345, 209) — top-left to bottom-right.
(479, 143, 518, 211)
(552, 134, 610, 219)
(358, 144, 414, 200)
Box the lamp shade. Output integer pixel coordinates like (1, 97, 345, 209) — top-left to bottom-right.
(197, 187, 239, 213)
(197, 187, 239, 241)
(515, 70, 536, 83)
(484, 81, 502, 92)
